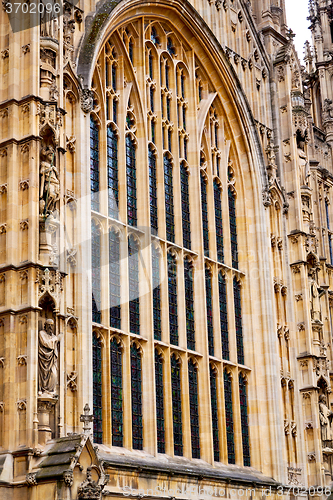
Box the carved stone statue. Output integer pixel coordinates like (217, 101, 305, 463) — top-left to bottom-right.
(323, 98, 333, 122)
(310, 278, 321, 322)
(40, 0, 58, 38)
(319, 395, 333, 442)
(297, 141, 310, 186)
(40, 147, 60, 216)
(38, 319, 59, 395)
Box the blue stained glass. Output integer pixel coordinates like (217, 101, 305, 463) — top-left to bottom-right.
(201, 174, 209, 256)
(239, 373, 250, 466)
(92, 220, 101, 324)
(152, 247, 162, 340)
(151, 26, 160, 45)
(107, 126, 119, 219)
(109, 229, 121, 329)
(205, 267, 214, 356)
(188, 360, 200, 458)
(155, 350, 165, 453)
(149, 146, 158, 232)
(228, 187, 238, 268)
(110, 338, 123, 446)
(180, 162, 191, 249)
(234, 278, 244, 364)
(184, 258, 195, 350)
(90, 117, 99, 212)
(131, 344, 143, 449)
(224, 370, 235, 464)
(126, 135, 137, 226)
(171, 355, 183, 456)
(128, 236, 140, 335)
(168, 253, 178, 345)
(93, 332, 103, 443)
(214, 180, 224, 262)
(210, 365, 220, 461)
(164, 156, 175, 242)
(219, 273, 229, 360)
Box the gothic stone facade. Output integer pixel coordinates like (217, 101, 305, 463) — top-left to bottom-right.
(1, 0, 333, 498)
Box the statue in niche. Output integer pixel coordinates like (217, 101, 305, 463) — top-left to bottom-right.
(310, 277, 321, 322)
(39, 146, 60, 217)
(319, 395, 333, 442)
(297, 139, 310, 186)
(40, 0, 58, 38)
(38, 318, 60, 395)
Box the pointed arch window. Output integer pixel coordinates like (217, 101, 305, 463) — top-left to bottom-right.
(93, 332, 103, 443)
(109, 228, 121, 329)
(152, 246, 161, 340)
(131, 344, 143, 449)
(155, 350, 165, 453)
(110, 338, 123, 447)
(219, 273, 229, 360)
(164, 155, 175, 243)
(228, 186, 238, 268)
(210, 365, 220, 462)
(149, 146, 158, 232)
(239, 373, 250, 466)
(214, 180, 224, 262)
(184, 257, 195, 350)
(128, 236, 140, 335)
(168, 253, 178, 345)
(224, 370, 235, 464)
(126, 135, 137, 226)
(90, 117, 99, 212)
(171, 355, 182, 456)
(234, 278, 244, 364)
(201, 173, 209, 256)
(180, 162, 191, 249)
(188, 359, 200, 458)
(112, 64, 117, 91)
(205, 267, 214, 356)
(92, 220, 101, 324)
(107, 126, 119, 219)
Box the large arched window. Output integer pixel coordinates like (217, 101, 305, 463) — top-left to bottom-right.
(93, 332, 103, 443)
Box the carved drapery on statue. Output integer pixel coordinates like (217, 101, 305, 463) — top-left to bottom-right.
(310, 278, 321, 322)
(319, 395, 333, 442)
(297, 142, 310, 186)
(39, 146, 60, 217)
(38, 318, 59, 395)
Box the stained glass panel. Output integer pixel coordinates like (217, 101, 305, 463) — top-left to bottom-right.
(90, 117, 99, 212)
(234, 278, 244, 364)
(205, 267, 214, 356)
(126, 135, 137, 226)
(168, 253, 178, 345)
(164, 156, 175, 243)
(224, 370, 235, 464)
(155, 350, 165, 453)
(214, 180, 224, 263)
(184, 258, 195, 350)
(107, 126, 119, 219)
(93, 333, 103, 443)
(180, 162, 191, 249)
(188, 360, 200, 459)
(152, 246, 162, 340)
(210, 365, 220, 462)
(239, 373, 251, 466)
(171, 355, 183, 456)
(92, 220, 101, 324)
(131, 344, 143, 449)
(129, 236, 140, 335)
(149, 146, 158, 232)
(219, 273, 229, 360)
(228, 187, 238, 269)
(109, 229, 121, 329)
(201, 174, 209, 256)
(110, 338, 123, 447)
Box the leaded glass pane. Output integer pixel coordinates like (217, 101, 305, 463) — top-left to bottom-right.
(219, 273, 229, 360)
(239, 374, 250, 466)
(129, 236, 140, 335)
(164, 156, 175, 242)
(234, 278, 244, 364)
(107, 126, 119, 219)
(184, 258, 195, 350)
(110, 338, 123, 447)
(112, 64, 117, 91)
(152, 246, 162, 340)
(149, 146, 158, 232)
(131, 344, 143, 449)
(228, 187, 238, 269)
(188, 360, 200, 458)
(109, 229, 121, 329)
(201, 174, 209, 256)
(171, 355, 182, 456)
(126, 135, 137, 226)
(168, 253, 178, 345)
(90, 117, 99, 212)
(155, 350, 165, 453)
(214, 181, 224, 263)
(93, 333, 103, 443)
(326, 201, 333, 264)
(92, 220, 101, 324)
(224, 370, 235, 464)
(210, 366, 220, 462)
(180, 162, 191, 249)
(205, 267, 214, 356)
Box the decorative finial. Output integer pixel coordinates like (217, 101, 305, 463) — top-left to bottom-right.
(80, 404, 94, 434)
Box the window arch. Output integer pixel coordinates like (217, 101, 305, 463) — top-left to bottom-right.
(224, 370, 235, 464)
(93, 332, 103, 443)
(155, 349, 165, 453)
(188, 359, 200, 459)
(171, 354, 182, 456)
(239, 373, 250, 466)
(110, 337, 123, 446)
(131, 343, 143, 449)
(109, 228, 121, 329)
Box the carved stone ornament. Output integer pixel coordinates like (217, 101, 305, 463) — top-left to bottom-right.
(36, 267, 63, 307)
(63, 469, 74, 487)
(77, 467, 104, 499)
(67, 371, 77, 392)
(38, 318, 60, 395)
(287, 466, 302, 486)
(80, 89, 94, 113)
(26, 472, 37, 486)
(17, 399, 27, 411)
(308, 452, 316, 462)
(0, 402, 4, 412)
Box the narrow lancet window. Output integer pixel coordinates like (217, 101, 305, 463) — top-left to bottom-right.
(131, 344, 143, 449)
(219, 273, 229, 360)
(210, 365, 220, 461)
(224, 370, 235, 464)
(205, 267, 214, 356)
(109, 229, 121, 329)
(126, 135, 137, 226)
(92, 220, 101, 324)
(155, 350, 165, 453)
(214, 180, 224, 262)
(168, 253, 178, 345)
(152, 246, 162, 340)
(171, 355, 183, 456)
(234, 278, 244, 364)
(239, 373, 250, 466)
(90, 117, 99, 212)
(110, 338, 123, 446)
(93, 332, 103, 443)
(201, 174, 209, 256)
(188, 359, 200, 458)
(180, 162, 191, 249)
(128, 236, 140, 335)
(107, 126, 119, 219)
(184, 257, 195, 350)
